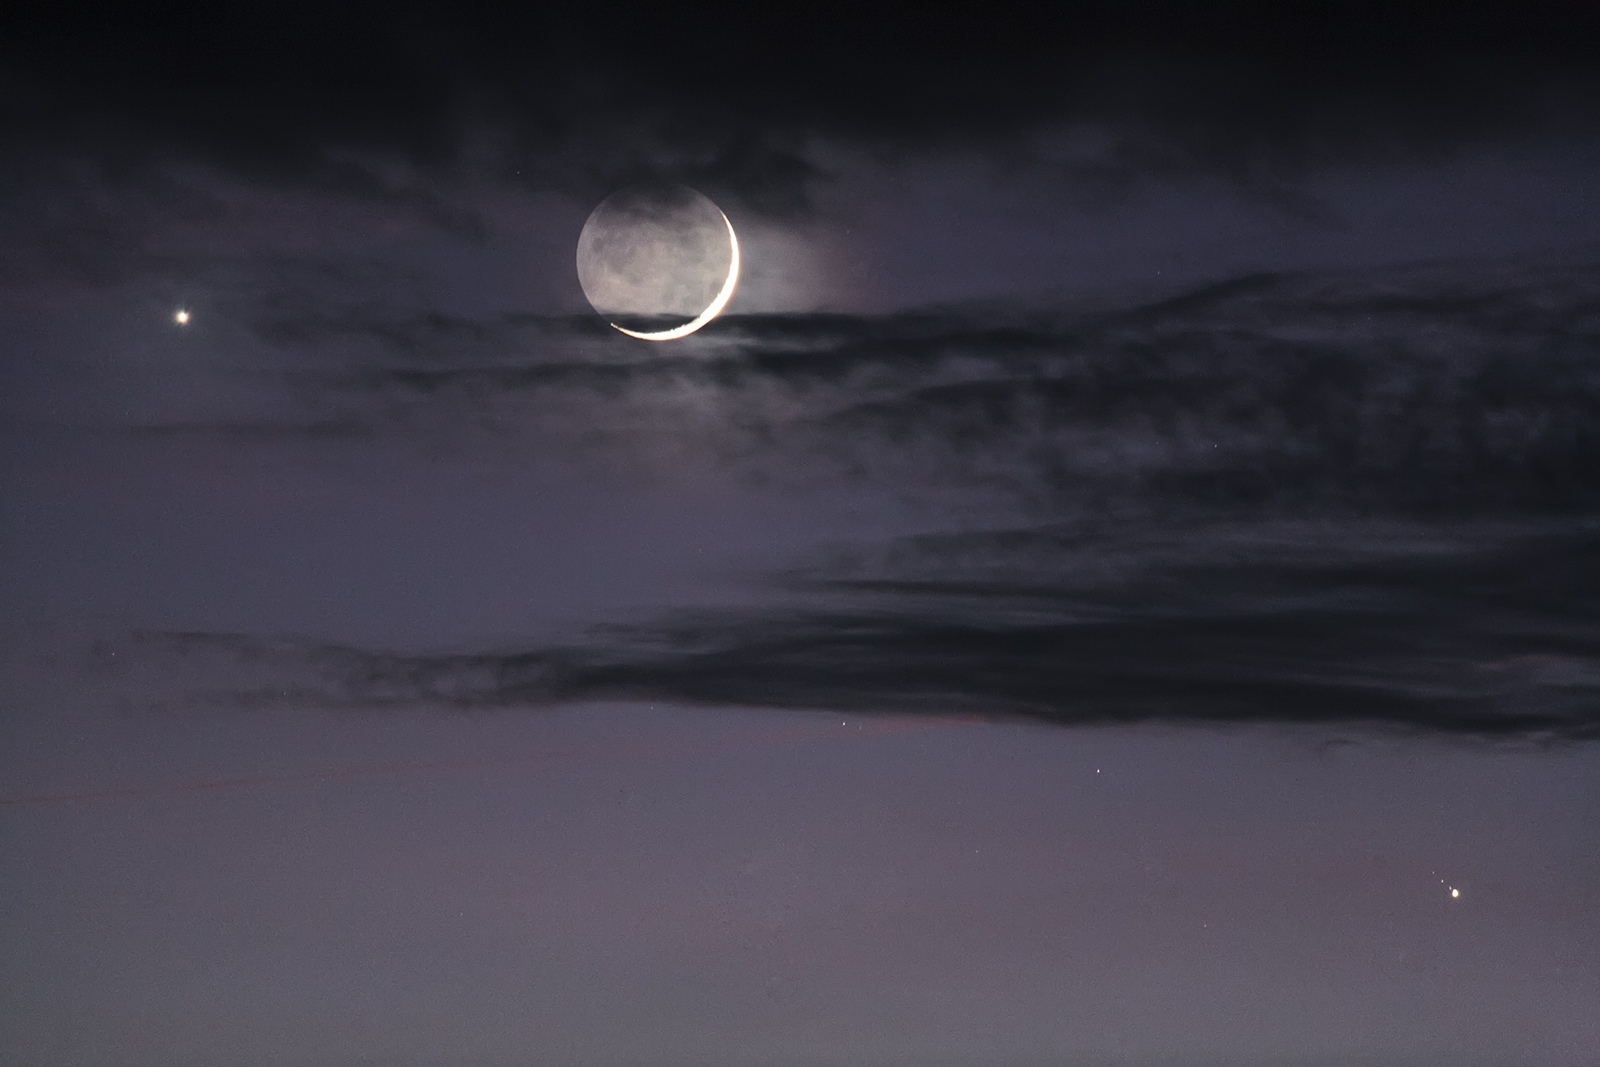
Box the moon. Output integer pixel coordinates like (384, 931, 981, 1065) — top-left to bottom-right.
(576, 184, 739, 341)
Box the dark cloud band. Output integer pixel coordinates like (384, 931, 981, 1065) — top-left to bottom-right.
(119, 515, 1600, 739)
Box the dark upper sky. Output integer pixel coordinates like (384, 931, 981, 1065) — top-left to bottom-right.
(7, 2, 1600, 194)
(5, 2, 1600, 311)
(2, 5, 1599, 1066)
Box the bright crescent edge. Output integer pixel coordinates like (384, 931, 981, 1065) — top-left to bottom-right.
(611, 211, 740, 341)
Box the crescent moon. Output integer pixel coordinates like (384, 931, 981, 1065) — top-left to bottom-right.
(611, 211, 739, 341)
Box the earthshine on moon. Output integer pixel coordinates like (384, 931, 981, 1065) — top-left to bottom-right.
(576, 184, 739, 341)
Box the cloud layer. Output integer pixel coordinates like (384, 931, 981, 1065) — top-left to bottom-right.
(163, 254, 1600, 514)
(97, 255, 1600, 738)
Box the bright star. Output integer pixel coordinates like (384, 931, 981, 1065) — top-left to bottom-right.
(174, 309, 190, 325)
(1450, 887, 1461, 899)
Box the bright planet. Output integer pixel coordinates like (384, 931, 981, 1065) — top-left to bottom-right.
(575, 183, 739, 340)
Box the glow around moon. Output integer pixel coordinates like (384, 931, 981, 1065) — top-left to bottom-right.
(576, 184, 739, 341)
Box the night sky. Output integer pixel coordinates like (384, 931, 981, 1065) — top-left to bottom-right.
(3, 4, 1599, 1066)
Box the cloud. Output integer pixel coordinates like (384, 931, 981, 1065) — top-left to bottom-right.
(83, 254, 1600, 739)
(117, 516, 1600, 739)
(135, 253, 1600, 516)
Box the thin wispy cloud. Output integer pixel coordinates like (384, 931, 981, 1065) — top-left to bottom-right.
(123, 255, 1600, 514)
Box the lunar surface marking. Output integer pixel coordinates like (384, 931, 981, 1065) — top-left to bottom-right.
(612, 212, 739, 341)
